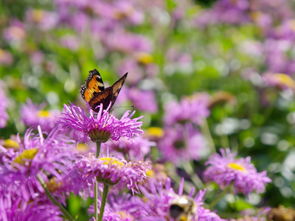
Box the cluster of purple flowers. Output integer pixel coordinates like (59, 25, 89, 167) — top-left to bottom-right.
(0, 0, 280, 220)
(159, 94, 210, 164)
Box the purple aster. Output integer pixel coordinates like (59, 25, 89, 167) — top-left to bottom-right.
(103, 135, 154, 160)
(104, 31, 152, 54)
(158, 124, 206, 164)
(89, 193, 146, 221)
(0, 83, 9, 128)
(58, 104, 143, 143)
(0, 49, 13, 66)
(0, 127, 79, 201)
(20, 100, 60, 132)
(3, 20, 26, 43)
(59, 35, 80, 51)
(26, 9, 58, 31)
(70, 154, 151, 192)
(127, 88, 158, 113)
(263, 73, 295, 91)
(164, 93, 210, 126)
(0, 192, 62, 221)
(204, 149, 271, 195)
(140, 179, 224, 221)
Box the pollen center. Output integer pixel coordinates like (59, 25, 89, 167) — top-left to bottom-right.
(146, 127, 163, 138)
(99, 157, 124, 167)
(37, 110, 51, 118)
(227, 162, 246, 171)
(274, 73, 295, 88)
(136, 53, 154, 65)
(13, 148, 39, 165)
(3, 139, 19, 149)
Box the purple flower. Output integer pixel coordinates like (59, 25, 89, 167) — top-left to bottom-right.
(105, 31, 152, 54)
(59, 35, 80, 50)
(263, 73, 295, 91)
(0, 127, 79, 200)
(26, 9, 58, 31)
(0, 49, 13, 66)
(71, 154, 151, 192)
(3, 20, 26, 43)
(127, 88, 157, 113)
(58, 104, 143, 143)
(164, 93, 210, 126)
(141, 179, 224, 221)
(204, 149, 271, 195)
(0, 193, 62, 221)
(0, 83, 9, 128)
(159, 124, 206, 164)
(103, 135, 154, 160)
(21, 100, 60, 132)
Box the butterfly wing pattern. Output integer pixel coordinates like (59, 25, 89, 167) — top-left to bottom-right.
(80, 69, 105, 102)
(80, 69, 128, 112)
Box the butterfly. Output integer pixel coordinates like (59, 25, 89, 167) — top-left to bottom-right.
(80, 69, 128, 112)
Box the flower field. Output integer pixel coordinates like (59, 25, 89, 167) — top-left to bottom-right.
(0, 0, 295, 220)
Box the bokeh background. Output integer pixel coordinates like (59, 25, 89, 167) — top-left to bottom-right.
(1, 0, 295, 218)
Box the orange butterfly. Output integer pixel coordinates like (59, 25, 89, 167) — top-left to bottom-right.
(80, 69, 128, 112)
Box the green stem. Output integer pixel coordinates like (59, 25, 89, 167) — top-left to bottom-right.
(182, 162, 204, 190)
(209, 186, 231, 209)
(94, 141, 101, 221)
(201, 119, 216, 153)
(96, 141, 101, 157)
(37, 174, 74, 221)
(98, 184, 110, 221)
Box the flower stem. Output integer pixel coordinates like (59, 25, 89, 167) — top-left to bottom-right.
(37, 174, 74, 221)
(201, 119, 216, 153)
(96, 141, 101, 157)
(94, 141, 101, 221)
(98, 184, 110, 221)
(182, 161, 204, 190)
(209, 186, 231, 209)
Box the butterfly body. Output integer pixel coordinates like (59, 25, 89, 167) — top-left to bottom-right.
(80, 69, 128, 112)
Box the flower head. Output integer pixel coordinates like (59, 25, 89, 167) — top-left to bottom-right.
(103, 135, 154, 160)
(21, 100, 60, 132)
(0, 127, 79, 200)
(140, 179, 224, 221)
(164, 93, 210, 126)
(159, 124, 206, 164)
(71, 154, 151, 192)
(204, 149, 271, 194)
(263, 73, 295, 91)
(0, 193, 62, 221)
(58, 104, 143, 143)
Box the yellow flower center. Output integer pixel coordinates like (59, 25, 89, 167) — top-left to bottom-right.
(13, 148, 39, 165)
(146, 169, 154, 177)
(76, 143, 89, 152)
(32, 9, 45, 22)
(37, 110, 51, 118)
(117, 211, 134, 219)
(227, 162, 246, 172)
(146, 127, 164, 138)
(272, 73, 295, 89)
(99, 157, 124, 167)
(3, 139, 19, 149)
(136, 53, 154, 65)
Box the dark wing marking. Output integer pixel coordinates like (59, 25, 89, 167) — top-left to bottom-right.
(80, 69, 105, 102)
(89, 73, 128, 112)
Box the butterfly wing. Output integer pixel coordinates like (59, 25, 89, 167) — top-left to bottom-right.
(80, 69, 105, 102)
(89, 73, 128, 111)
